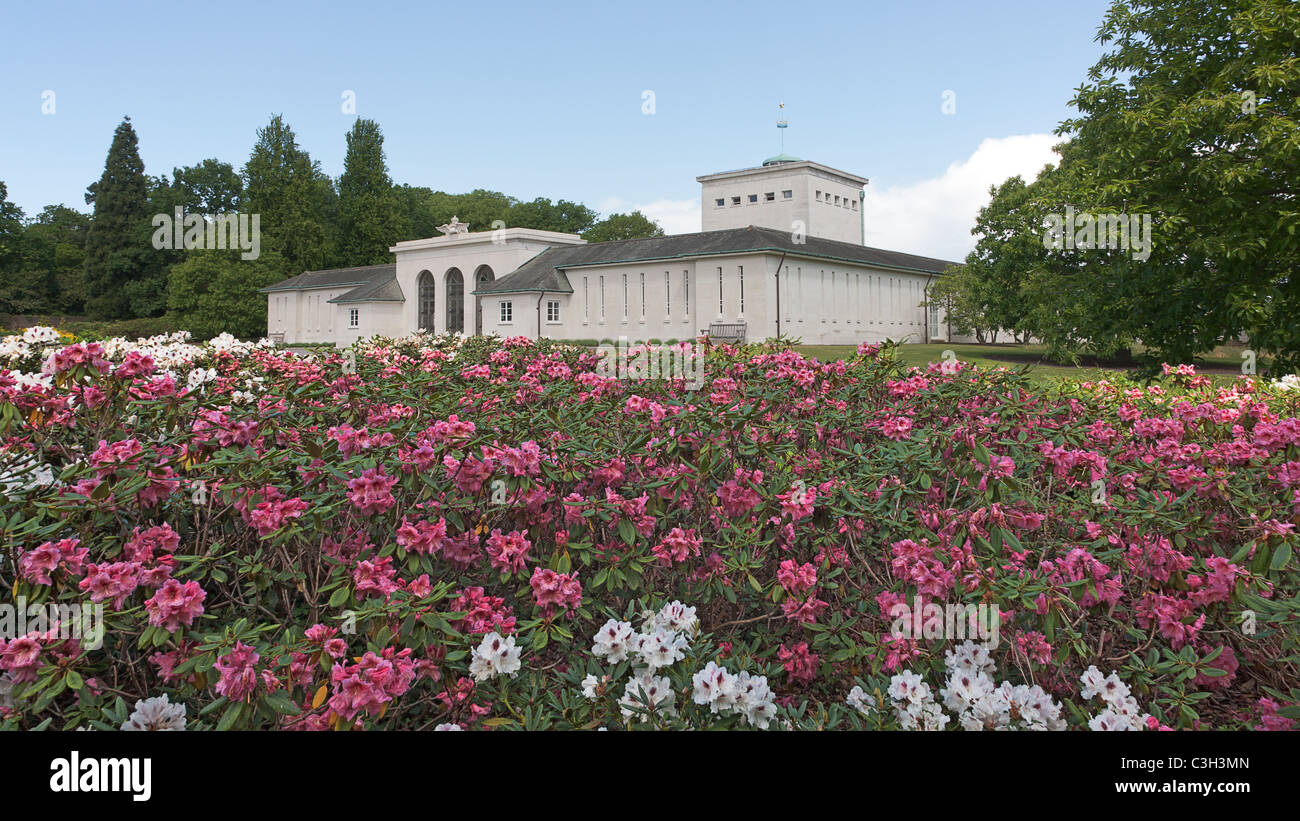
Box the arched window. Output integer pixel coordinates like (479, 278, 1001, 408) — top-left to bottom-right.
(446, 268, 464, 333)
(417, 270, 435, 331)
(474, 265, 495, 335)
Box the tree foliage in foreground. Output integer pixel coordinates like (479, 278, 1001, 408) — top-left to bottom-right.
(947, 0, 1300, 373)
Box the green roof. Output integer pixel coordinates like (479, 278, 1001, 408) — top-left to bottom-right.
(761, 153, 803, 166)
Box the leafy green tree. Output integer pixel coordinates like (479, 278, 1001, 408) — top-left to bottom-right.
(446, 189, 516, 234)
(0, 181, 24, 275)
(929, 266, 995, 343)
(14, 204, 91, 314)
(166, 248, 286, 340)
(336, 119, 401, 266)
(83, 117, 150, 319)
(0, 182, 45, 315)
(118, 175, 187, 318)
(582, 211, 664, 243)
(242, 115, 336, 278)
(506, 197, 598, 234)
(172, 159, 244, 214)
(1046, 0, 1300, 371)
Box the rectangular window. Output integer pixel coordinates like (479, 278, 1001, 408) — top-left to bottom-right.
(748, 194, 758, 203)
(500, 300, 513, 323)
(816, 190, 822, 201)
(717, 266, 724, 315)
(738, 265, 744, 314)
(797, 267, 803, 321)
(622, 273, 629, 320)
(731, 196, 741, 206)
(782, 189, 793, 199)
(664, 271, 671, 317)
(765, 192, 775, 202)
(683, 270, 690, 318)
(599, 276, 606, 320)
(852, 199, 858, 211)
(715, 198, 725, 207)
(834, 195, 841, 206)
(639, 272, 646, 318)
(583, 277, 589, 321)
(821, 271, 827, 322)
(546, 300, 560, 323)
(349, 308, 358, 328)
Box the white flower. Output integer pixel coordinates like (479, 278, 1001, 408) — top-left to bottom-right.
(732, 670, 776, 728)
(434, 723, 463, 731)
(896, 699, 950, 731)
(468, 632, 522, 682)
(940, 668, 997, 714)
(580, 674, 607, 700)
(846, 685, 876, 716)
(887, 670, 931, 705)
(691, 662, 738, 710)
(22, 326, 60, 345)
(644, 600, 698, 637)
(122, 694, 186, 731)
(1088, 709, 1134, 731)
(591, 619, 638, 664)
(1079, 665, 1108, 700)
(634, 627, 688, 671)
(944, 640, 996, 677)
(619, 671, 677, 719)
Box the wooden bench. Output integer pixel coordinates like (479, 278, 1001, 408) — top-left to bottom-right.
(704, 322, 748, 343)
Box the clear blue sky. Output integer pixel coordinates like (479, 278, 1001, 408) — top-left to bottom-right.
(1, 0, 1116, 229)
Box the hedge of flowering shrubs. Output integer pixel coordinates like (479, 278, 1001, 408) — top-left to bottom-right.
(1, 324, 1299, 731)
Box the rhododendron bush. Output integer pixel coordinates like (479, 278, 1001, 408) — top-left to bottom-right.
(1, 326, 1299, 731)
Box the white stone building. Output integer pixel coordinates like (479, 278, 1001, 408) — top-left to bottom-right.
(262, 155, 961, 346)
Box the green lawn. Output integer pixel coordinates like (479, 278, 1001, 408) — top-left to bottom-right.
(796, 342, 1254, 387)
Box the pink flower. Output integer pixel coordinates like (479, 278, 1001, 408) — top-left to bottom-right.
(305, 624, 338, 644)
(18, 538, 86, 585)
(777, 560, 818, 596)
(328, 648, 417, 721)
(346, 466, 398, 515)
(353, 557, 400, 599)
(449, 587, 516, 635)
(0, 636, 44, 682)
(247, 496, 310, 537)
(144, 578, 207, 632)
(717, 469, 763, 517)
(78, 562, 141, 609)
(529, 567, 582, 617)
(124, 524, 180, 563)
(213, 641, 261, 701)
(395, 517, 448, 555)
(406, 574, 433, 598)
(880, 416, 913, 441)
(651, 527, 702, 565)
(485, 529, 532, 574)
(778, 642, 819, 686)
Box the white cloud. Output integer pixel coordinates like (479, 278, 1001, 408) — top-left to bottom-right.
(599, 197, 701, 236)
(863, 134, 1061, 262)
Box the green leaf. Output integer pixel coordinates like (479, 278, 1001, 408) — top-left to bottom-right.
(215, 700, 245, 730)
